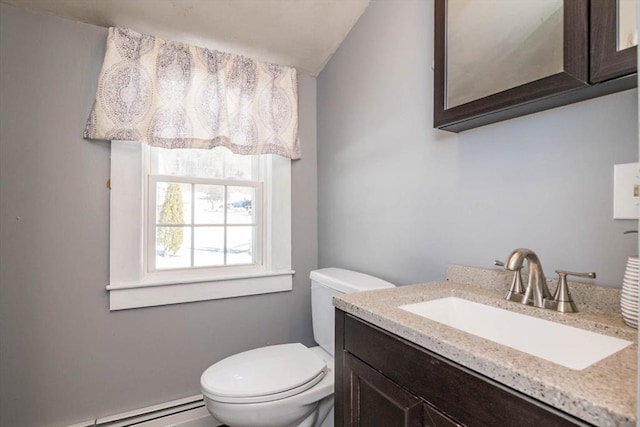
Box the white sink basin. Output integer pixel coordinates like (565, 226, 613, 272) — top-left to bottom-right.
(399, 297, 632, 370)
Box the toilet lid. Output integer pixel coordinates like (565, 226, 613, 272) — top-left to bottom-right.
(201, 343, 327, 402)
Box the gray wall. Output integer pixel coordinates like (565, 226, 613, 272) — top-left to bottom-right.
(318, 0, 638, 287)
(0, 4, 317, 426)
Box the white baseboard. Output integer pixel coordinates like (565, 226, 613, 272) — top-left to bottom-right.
(65, 394, 222, 427)
(133, 406, 218, 427)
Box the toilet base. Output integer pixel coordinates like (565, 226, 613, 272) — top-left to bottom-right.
(205, 396, 334, 427)
(206, 398, 319, 427)
(315, 395, 334, 427)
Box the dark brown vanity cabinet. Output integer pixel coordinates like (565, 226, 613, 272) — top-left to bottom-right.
(335, 310, 591, 427)
(434, 0, 637, 132)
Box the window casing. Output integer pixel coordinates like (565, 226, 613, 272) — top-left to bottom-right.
(107, 141, 293, 310)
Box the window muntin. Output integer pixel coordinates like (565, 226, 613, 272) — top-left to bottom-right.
(148, 176, 262, 272)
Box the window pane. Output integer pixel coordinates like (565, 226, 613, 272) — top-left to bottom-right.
(153, 146, 254, 180)
(221, 149, 253, 180)
(227, 226, 255, 265)
(156, 182, 191, 225)
(194, 184, 225, 224)
(155, 226, 191, 269)
(227, 186, 255, 225)
(194, 226, 225, 267)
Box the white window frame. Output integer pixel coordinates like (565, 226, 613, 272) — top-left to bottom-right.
(106, 140, 293, 310)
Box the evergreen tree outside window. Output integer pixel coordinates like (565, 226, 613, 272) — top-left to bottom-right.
(157, 183, 185, 257)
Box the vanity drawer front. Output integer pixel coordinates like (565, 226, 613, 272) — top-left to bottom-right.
(342, 313, 590, 427)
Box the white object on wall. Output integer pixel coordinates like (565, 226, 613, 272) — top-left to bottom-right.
(613, 162, 640, 219)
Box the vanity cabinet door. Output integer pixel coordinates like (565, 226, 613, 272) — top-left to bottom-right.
(434, 0, 589, 131)
(590, 0, 638, 83)
(344, 353, 423, 427)
(344, 351, 463, 427)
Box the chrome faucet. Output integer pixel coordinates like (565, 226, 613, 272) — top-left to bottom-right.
(504, 248, 552, 308)
(496, 249, 596, 313)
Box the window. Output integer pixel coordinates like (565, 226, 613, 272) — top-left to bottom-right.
(107, 141, 293, 310)
(148, 148, 262, 272)
(149, 178, 261, 271)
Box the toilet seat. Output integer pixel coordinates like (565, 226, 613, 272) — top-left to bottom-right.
(201, 343, 327, 404)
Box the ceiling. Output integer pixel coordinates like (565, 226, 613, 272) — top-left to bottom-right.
(0, 0, 370, 76)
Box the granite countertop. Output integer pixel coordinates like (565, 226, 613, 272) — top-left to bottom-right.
(333, 265, 638, 427)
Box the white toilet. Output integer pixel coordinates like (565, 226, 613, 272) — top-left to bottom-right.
(200, 268, 395, 427)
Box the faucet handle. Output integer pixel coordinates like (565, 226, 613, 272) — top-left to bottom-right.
(495, 259, 526, 301)
(555, 270, 596, 280)
(553, 270, 596, 313)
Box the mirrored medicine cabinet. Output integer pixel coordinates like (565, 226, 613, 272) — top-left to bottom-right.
(434, 0, 638, 132)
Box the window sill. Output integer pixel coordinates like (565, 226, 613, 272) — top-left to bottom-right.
(107, 270, 294, 310)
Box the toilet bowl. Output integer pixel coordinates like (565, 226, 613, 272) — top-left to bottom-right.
(200, 268, 395, 427)
(202, 345, 334, 427)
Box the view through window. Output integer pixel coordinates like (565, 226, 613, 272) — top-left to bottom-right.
(149, 147, 262, 271)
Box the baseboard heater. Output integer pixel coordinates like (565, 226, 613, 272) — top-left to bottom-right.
(66, 394, 220, 427)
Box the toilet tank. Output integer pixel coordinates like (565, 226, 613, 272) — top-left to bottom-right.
(310, 268, 395, 356)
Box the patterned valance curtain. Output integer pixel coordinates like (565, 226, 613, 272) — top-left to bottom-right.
(84, 27, 300, 159)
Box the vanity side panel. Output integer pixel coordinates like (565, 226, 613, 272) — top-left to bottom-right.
(335, 309, 346, 427)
